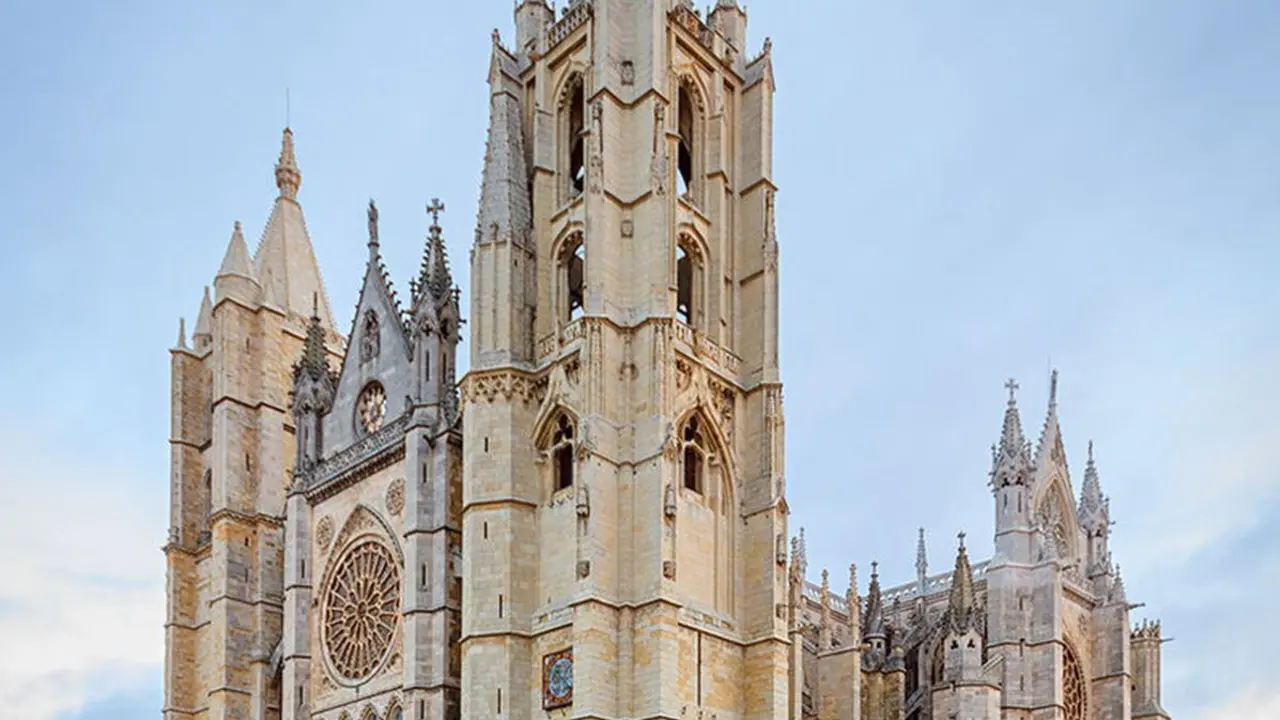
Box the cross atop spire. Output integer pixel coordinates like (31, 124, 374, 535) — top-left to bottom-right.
(427, 198, 446, 228)
(958, 531, 967, 550)
(1005, 378, 1020, 404)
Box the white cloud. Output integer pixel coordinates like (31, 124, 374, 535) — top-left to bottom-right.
(0, 426, 164, 719)
(1199, 684, 1280, 720)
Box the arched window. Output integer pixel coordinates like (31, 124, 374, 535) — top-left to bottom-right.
(562, 75, 586, 200)
(677, 84, 697, 199)
(682, 415, 707, 493)
(551, 414, 576, 493)
(675, 236, 703, 329)
(557, 234, 585, 323)
(1063, 643, 1087, 720)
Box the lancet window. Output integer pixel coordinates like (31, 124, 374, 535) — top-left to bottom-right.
(676, 81, 702, 202)
(675, 235, 704, 329)
(1063, 643, 1087, 720)
(558, 234, 585, 323)
(549, 413, 576, 493)
(562, 75, 586, 200)
(682, 415, 708, 493)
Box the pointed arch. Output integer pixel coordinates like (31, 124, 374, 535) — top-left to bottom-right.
(675, 230, 709, 330)
(675, 399, 737, 492)
(1063, 641, 1087, 720)
(556, 69, 588, 202)
(674, 72, 708, 203)
(1035, 479, 1079, 563)
(360, 703, 380, 720)
(534, 405, 580, 497)
(384, 696, 404, 720)
(552, 229, 586, 325)
(330, 504, 404, 565)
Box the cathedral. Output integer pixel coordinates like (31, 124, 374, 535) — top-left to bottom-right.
(161, 2, 1173, 720)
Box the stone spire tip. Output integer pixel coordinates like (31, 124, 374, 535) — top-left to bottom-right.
(275, 127, 301, 200)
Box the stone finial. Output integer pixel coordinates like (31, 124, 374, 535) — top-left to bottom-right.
(176, 317, 188, 349)
(1049, 368, 1060, 409)
(948, 534, 975, 632)
(367, 199, 380, 250)
(916, 527, 928, 581)
(275, 128, 301, 200)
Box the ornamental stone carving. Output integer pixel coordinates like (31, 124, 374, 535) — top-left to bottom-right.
(386, 478, 405, 517)
(316, 515, 334, 553)
(322, 539, 401, 683)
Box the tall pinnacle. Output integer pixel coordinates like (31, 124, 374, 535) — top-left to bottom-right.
(916, 528, 928, 581)
(417, 198, 454, 303)
(949, 532, 975, 632)
(991, 377, 1032, 487)
(275, 128, 301, 200)
(294, 293, 330, 382)
(1001, 378, 1025, 452)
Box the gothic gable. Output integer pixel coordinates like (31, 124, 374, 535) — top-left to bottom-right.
(325, 248, 414, 456)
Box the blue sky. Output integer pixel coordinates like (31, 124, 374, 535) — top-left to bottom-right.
(0, 0, 1276, 718)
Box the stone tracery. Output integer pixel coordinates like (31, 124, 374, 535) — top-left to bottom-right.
(323, 539, 401, 682)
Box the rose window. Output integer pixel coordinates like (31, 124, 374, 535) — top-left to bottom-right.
(357, 382, 387, 435)
(323, 540, 401, 681)
(1063, 643, 1087, 720)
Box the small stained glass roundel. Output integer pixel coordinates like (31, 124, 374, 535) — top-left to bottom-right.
(542, 648, 574, 709)
(322, 539, 401, 682)
(357, 382, 387, 435)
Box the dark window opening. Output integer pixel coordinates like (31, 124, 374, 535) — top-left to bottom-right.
(552, 414, 576, 492)
(676, 244, 693, 325)
(678, 86, 695, 198)
(682, 416, 706, 493)
(569, 82, 586, 196)
(567, 242, 585, 321)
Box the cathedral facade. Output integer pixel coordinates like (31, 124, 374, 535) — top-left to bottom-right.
(162, 2, 1172, 720)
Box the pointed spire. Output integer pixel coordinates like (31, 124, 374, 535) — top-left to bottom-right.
(1035, 369, 1067, 469)
(1079, 440, 1106, 519)
(916, 528, 928, 584)
(1001, 378, 1025, 452)
(818, 569, 833, 650)
(798, 527, 808, 570)
(176, 317, 188, 350)
(193, 287, 213, 342)
(294, 292, 330, 383)
(846, 564, 861, 636)
(217, 221, 257, 281)
(275, 128, 301, 200)
(949, 532, 975, 632)
(475, 40, 533, 248)
(1110, 564, 1128, 604)
(991, 377, 1032, 487)
(863, 561, 885, 638)
(255, 127, 335, 330)
(415, 198, 455, 306)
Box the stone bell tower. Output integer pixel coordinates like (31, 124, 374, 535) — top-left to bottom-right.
(460, 1, 788, 720)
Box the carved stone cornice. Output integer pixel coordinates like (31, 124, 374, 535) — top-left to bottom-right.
(459, 369, 548, 405)
(304, 413, 411, 502)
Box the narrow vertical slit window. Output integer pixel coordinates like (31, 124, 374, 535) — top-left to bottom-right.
(677, 85, 695, 199)
(682, 416, 706, 494)
(676, 245, 693, 325)
(568, 80, 586, 198)
(560, 236, 586, 323)
(551, 414, 577, 492)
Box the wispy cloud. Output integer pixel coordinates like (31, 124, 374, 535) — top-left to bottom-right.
(0, 423, 164, 718)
